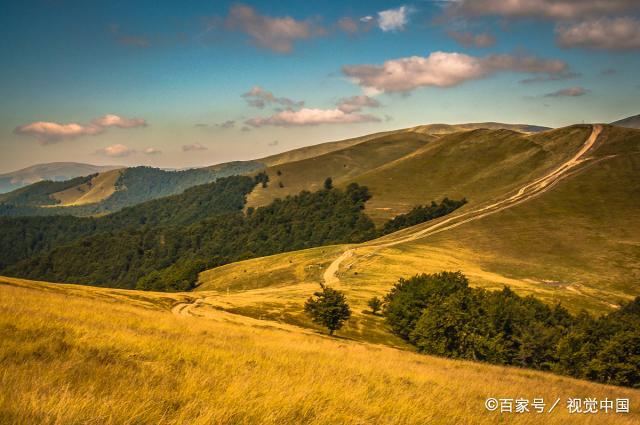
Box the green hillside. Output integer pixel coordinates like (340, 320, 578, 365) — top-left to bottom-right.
(247, 132, 434, 210)
(0, 161, 262, 217)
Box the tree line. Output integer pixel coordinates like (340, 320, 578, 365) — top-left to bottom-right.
(380, 271, 640, 388)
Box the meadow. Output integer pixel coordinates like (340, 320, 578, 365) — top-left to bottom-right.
(2, 276, 639, 424)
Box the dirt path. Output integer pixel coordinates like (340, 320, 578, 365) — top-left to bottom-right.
(171, 298, 205, 317)
(323, 124, 603, 285)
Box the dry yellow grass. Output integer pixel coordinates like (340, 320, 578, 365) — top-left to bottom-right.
(50, 168, 122, 206)
(2, 276, 639, 424)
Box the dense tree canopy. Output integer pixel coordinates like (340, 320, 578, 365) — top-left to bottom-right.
(383, 272, 640, 388)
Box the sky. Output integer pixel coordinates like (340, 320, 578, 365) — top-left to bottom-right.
(1, 0, 639, 173)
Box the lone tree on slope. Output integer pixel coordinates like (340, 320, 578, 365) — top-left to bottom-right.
(368, 296, 382, 315)
(324, 177, 333, 190)
(304, 284, 351, 335)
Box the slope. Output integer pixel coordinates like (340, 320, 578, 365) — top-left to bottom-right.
(198, 125, 638, 317)
(2, 276, 638, 424)
(50, 168, 123, 206)
(0, 161, 263, 217)
(246, 132, 434, 210)
(611, 113, 640, 129)
(0, 162, 122, 194)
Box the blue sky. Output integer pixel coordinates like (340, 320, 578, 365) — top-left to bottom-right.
(1, 0, 639, 172)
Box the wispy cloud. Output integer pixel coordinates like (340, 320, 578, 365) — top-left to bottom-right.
(143, 147, 162, 155)
(448, 31, 496, 48)
(543, 86, 589, 98)
(343, 51, 571, 94)
(108, 24, 151, 48)
(182, 143, 208, 151)
(14, 114, 147, 144)
(336, 95, 381, 113)
(95, 144, 135, 158)
(242, 86, 304, 109)
(445, 0, 639, 21)
(556, 17, 640, 50)
(246, 108, 380, 128)
(223, 4, 325, 53)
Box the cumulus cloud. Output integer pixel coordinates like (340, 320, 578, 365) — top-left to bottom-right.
(182, 143, 208, 151)
(337, 95, 381, 113)
(378, 6, 410, 32)
(224, 4, 325, 53)
(448, 31, 496, 48)
(543, 86, 589, 97)
(14, 122, 103, 144)
(556, 17, 640, 50)
(242, 86, 304, 109)
(338, 17, 359, 34)
(143, 147, 162, 155)
(446, 0, 639, 21)
(95, 144, 135, 158)
(343, 51, 571, 93)
(246, 108, 380, 127)
(14, 114, 147, 144)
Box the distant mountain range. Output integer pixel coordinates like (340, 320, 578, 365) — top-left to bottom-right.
(0, 162, 122, 194)
(611, 113, 640, 129)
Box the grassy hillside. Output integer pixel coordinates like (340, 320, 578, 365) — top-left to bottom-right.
(50, 168, 122, 206)
(0, 161, 262, 217)
(0, 162, 121, 194)
(612, 113, 640, 129)
(199, 125, 639, 317)
(2, 276, 638, 424)
(247, 132, 434, 210)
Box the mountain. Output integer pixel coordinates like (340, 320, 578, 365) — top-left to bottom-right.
(199, 125, 640, 324)
(0, 162, 122, 194)
(611, 113, 640, 129)
(0, 161, 263, 217)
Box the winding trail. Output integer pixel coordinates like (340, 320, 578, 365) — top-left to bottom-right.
(323, 124, 603, 286)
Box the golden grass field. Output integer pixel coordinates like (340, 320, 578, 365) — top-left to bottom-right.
(2, 276, 639, 425)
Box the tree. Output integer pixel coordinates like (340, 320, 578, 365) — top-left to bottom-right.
(324, 177, 333, 190)
(304, 284, 351, 335)
(368, 297, 382, 315)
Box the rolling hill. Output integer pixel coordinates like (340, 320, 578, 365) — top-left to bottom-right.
(0, 162, 122, 194)
(612, 113, 640, 129)
(0, 161, 263, 216)
(198, 124, 639, 322)
(2, 276, 638, 424)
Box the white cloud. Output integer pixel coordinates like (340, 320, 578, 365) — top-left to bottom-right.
(343, 51, 571, 93)
(246, 108, 380, 127)
(14, 114, 146, 144)
(96, 144, 135, 158)
(225, 4, 325, 53)
(378, 6, 410, 32)
(182, 143, 208, 151)
(557, 17, 640, 50)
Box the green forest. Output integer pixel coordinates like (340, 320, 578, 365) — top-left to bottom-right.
(1, 172, 466, 291)
(0, 162, 262, 217)
(383, 272, 640, 388)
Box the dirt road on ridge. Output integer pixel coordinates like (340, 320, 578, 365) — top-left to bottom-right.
(322, 124, 603, 286)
